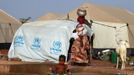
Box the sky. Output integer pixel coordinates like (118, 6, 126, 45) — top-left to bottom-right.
(0, 0, 134, 20)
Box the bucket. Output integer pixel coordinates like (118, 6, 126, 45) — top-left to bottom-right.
(111, 51, 117, 64)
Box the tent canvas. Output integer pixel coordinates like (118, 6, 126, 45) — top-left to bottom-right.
(92, 21, 129, 48)
(37, 13, 63, 21)
(0, 9, 21, 43)
(63, 3, 134, 48)
(8, 20, 78, 62)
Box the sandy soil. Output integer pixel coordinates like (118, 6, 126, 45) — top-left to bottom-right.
(71, 59, 134, 75)
(0, 59, 133, 75)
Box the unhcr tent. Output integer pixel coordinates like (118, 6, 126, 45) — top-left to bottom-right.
(0, 9, 21, 43)
(64, 3, 134, 48)
(8, 20, 78, 62)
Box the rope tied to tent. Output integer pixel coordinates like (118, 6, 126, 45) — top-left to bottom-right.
(92, 21, 116, 29)
(91, 20, 129, 46)
(92, 20, 129, 29)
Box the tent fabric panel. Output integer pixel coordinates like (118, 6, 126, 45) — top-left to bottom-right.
(92, 21, 129, 48)
(0, 24, 17, 43)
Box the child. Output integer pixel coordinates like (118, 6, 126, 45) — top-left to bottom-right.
(55, 55, 70, 75)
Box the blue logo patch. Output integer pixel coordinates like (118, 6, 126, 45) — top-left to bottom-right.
(50, 40, 62, 55)
(14, 35, 24, 47)
(31, 37, 41, 50)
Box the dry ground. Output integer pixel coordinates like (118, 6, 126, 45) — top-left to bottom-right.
(71, 59, 134, 75)
(0, 59, 133, 75)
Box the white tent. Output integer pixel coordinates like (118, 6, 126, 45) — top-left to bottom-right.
(92, 21, 129, 48)
(8, 20, 78, 62)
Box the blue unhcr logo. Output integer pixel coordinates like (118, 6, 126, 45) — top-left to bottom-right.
(31, 37, 41, 50)
(50, 40, 62, 55)
(14, 35, 24, 47)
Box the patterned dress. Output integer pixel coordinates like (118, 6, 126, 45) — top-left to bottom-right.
(70, 35, 90, 63)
